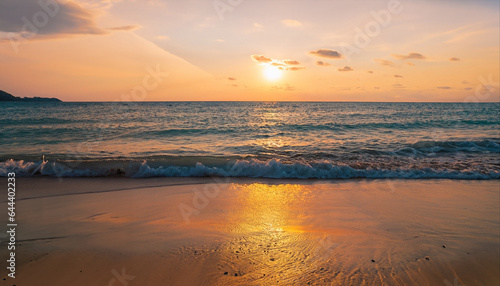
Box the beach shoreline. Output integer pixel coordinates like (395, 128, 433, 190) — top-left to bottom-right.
(1, 177, 498, 285)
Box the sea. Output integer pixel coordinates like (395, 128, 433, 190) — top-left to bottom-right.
(0, 102, 499, 179)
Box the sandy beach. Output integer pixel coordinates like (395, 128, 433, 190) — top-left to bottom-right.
(0, 177, 497, 285)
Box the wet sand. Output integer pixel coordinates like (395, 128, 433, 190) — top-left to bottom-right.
(0, 177, 498, 285)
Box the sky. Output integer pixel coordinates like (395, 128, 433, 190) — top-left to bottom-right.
(0, 0, 498, 102)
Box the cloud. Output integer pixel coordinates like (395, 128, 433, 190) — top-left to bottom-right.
(449, 57, 460, 61)
(246, 22, 263, 34)
(284, 60, 300, 65)
(273, 64, 306, 71)
(394, 75, 403, 78)
(316, 61, 330, 66)
(426, 23, 487, 44)
(375, 59, 394, 67)
(437, 86, 452, 89)
(227, 77, 236, 81)
(286, 66, 305, 71)
(251, 55, 304, 71)
(0, 0, 106, 37)
(309, 49, 343, 59)
(338, 66, 353, 72)
(464, 87, 472, 90)
(367, 70, 374, 74)
(281, 19, 302, 27)
(393, 84, 405, 89)
(407, 62, 415, 66)
(108, 25, 141, 31)
(272, 84, 295, 91)
(392, 52, 426, 60)
(251, 55, 273, 64)
(76, 0, 122, 10)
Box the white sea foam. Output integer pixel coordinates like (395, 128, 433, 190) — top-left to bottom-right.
(1, 158, 498, 180)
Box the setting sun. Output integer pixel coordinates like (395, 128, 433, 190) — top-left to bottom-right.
(263, 65, 283, 81)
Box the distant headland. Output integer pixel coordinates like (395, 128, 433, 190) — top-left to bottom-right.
(0, 90, 62, 102)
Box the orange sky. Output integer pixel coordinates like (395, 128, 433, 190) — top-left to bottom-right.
(0, 0, 498, 102)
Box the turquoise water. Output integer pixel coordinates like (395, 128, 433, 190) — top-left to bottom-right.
(0, 102, 499, 179)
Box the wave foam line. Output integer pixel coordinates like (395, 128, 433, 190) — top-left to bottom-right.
(1, 159, 498, 180)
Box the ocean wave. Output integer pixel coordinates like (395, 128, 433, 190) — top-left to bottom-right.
(279, 119, 499, 132)
(402, 139, 500, 154)
(1, 158, 498, 180)
(411, 139, 500, 149)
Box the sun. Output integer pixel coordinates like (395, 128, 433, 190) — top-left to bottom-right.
(263, 65, 283, 81)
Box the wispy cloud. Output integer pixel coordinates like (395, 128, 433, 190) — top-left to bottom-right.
(423, 23, 487, 44)
(309, 49, 343, 59)
(272, 84, 296, 91)
(287, 66, 305, 71)
(316, 61, 331, 66)
(394, 75, 403, 78)
(437, 86, 452, 89)
(108, 25, 141, 31)
(338, 66, 353, 72)
(251, 55, 305, 71)
(375, 59, 394, 67)
(449, 57, 460, 61)
(281, 19, 302, 27)
(245, 22, 263, 34)
(284, 60, 300, 65)
(445, 29, 487, 43)
(75, 0, 122, 10)
(392, 52, 426, 60)
(251, 55, 273, 64)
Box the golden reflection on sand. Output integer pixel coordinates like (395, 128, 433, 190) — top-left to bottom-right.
(228, 183, 311, 234)
(207, 183, 339, 285)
